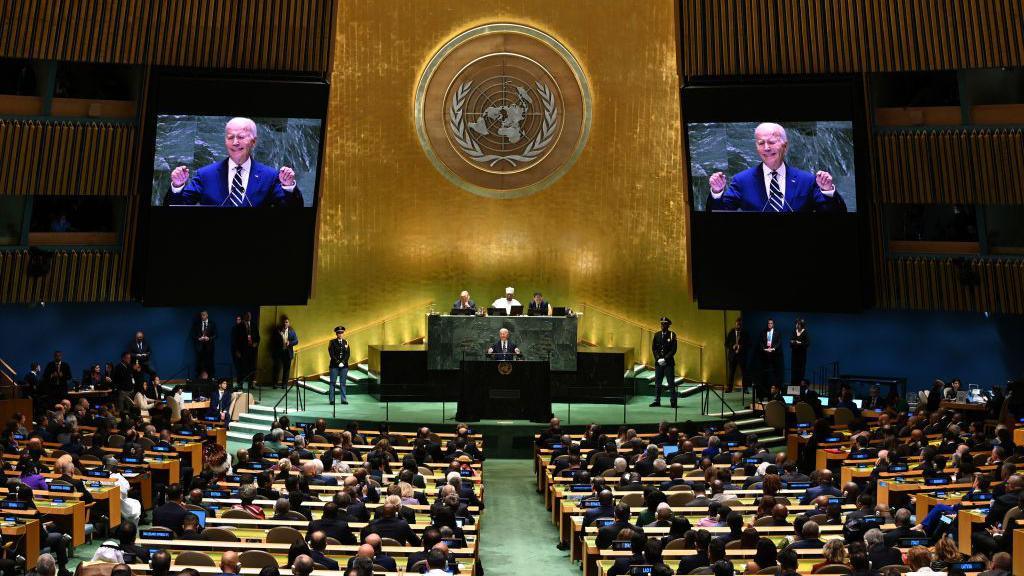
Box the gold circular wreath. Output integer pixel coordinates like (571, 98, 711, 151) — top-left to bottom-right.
(415, 23, 592, 198)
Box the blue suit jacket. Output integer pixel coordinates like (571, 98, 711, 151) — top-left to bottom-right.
(211, 389, 232, 414)
(165, 158, 301, 207)
(799, 484, 843, 505)
(706, 163, 847, 213)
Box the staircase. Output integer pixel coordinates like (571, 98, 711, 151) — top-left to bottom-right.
(228, 403, 281, 442)
(633, 363, 708, 399)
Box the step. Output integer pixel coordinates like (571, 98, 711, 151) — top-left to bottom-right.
(730, 409, 755, 419)
(228, 420, 270, 434)
(735, 417, 764, 427)
(760, 435, 785, 446)
(238, 412, 276, 423)
(635, 370, 655, 381)
(227, 430, 257, 442)
(678, 384, 706, 398)
(298, 379, 331, 395)
(247, 404, 282, 415)
(741, 426, 777, 436)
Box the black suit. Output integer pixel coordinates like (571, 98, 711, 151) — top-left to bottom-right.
(725, 326, 748, 392)
(677, 550, 709, 575)
(153, 501, 189, 535)
(306, 517, 356, 544)
(361, 516, 421, 546)
(595, 520, 639, 549)
(452, 299, 476, 311)
(190, 318, 217, 376)
(111, 361, 135, 412)
(651, 330, 678, 405)
(128, 339, 155, 376)
(489, 340, 518, 361)
(759, 328, 784, 396)
(789, 329, 809, 385)
(882, 526, 926, 549)
(231, 320, 259, 383)
(866, 544, 901, 570)
(527, 299, 550, 316)
(42, 360, 72, 404)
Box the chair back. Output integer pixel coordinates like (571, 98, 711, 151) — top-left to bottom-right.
(284, 510, 308, 521)
(667, 492, 694, 507)
(663, 538, 687, 550)
(107, 434, 126, 448)
(410, 560, 428, 573)
(239, 550, 278, 570)
(620, 493, 644, 507)
(200, 527, 240, 542)
(756, 567, 778, 575)
(877, 566, 909, 574)
(724, 539, 742, 549)
(753, 515, 776, 526)
(380, 537, 402, 547)
(418, 466, 434, 477)
(815, 565, 852, 574)
(309, 435, 329, 444)
(174, 551, 217, 566)
(808, 513, 827, 525)
(222, 508, 259, 520)
(794, 402, 816, 425)
(266, 525, 304, 545)
(764, 400, 787, 430)
(832, 407, 855, 427)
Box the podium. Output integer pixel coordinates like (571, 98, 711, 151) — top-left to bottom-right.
(456, 360, 551, 422)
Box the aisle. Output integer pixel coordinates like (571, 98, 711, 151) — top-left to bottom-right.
(480, 459, 578, 576)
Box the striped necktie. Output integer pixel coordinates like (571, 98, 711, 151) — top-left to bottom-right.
(229, 165, 245, 206)
(768, 171, 784, 212)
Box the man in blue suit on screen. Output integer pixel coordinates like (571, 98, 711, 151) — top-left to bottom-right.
(705, 122, 847, 213)
(165, 117, 302, 207)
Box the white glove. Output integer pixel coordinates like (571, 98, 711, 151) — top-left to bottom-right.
(657, 358, 666, 366)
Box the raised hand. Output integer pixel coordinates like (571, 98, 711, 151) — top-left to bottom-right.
(709, 171, 727, 194)
(170, 165, 190, 187)
(279, 166, 296, 187)
(815, 170, 834, 191)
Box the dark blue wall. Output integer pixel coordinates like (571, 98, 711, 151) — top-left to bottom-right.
(741, 309, 1024, 392)
(0, 303, 258, 381)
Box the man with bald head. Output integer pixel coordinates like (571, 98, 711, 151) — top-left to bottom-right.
(219, 551, 241, 575)
(345, 534, 398, 572)
(706, 122, 847, 213)
(166, 117, 302, 207)
(290, 554, 313, 576)
(659, 463, 688, 491)
(799, 469, 841, 504)
(361, 502, 420, 546)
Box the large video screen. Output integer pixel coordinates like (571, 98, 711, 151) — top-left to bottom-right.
(137, 71, 328, 306)
(152, 115, 321, 208)
(687, 121, 856, 213)
(683, 79, 870, 312)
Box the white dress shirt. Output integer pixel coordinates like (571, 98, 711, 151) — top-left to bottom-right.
(491, 297, 521, 315)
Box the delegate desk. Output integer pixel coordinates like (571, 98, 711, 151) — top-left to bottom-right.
(457, 360, 550, 422)
(427, 313, 578, 371)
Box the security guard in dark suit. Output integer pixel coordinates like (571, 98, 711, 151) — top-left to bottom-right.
(650, 317, 678, 407)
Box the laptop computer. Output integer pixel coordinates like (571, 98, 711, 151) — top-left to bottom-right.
(509, 305, 524, 316)
(449, 308, 474, 316)
(487, 307, 507, 316)
(552, 306, 568, 316)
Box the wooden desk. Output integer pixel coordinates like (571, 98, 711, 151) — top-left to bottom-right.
(2, 519, 39, 568)
(36, 500, 86, 546)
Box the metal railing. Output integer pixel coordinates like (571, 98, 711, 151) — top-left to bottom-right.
(289, 300, 433, 381)
(701, 383, 738, 418)
(578, 303, 705, 382)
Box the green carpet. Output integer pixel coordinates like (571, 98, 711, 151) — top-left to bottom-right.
(480, 459, 577, 576)
(248, 386, 750, 426)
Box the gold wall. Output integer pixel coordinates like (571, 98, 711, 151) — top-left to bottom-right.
(265, 0, 736, 382)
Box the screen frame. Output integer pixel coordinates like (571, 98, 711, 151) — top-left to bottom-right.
(681, 75, 873, 312)
(135, 68, 330, 306)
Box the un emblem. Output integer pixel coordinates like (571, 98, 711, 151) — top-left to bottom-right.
(415, 24, 592, 198)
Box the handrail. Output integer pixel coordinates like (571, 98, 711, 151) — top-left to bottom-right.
(0, 357, 16, 379)
(702, 384, 738, 418)
(291, 300, 434, 355)
(580, 302, 704, 349)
